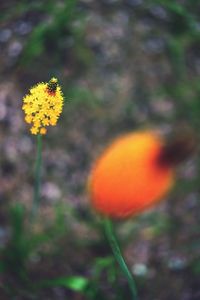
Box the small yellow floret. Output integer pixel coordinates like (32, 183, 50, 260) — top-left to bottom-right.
(40, 127, 47, 135)
(22, 78, 64, 135)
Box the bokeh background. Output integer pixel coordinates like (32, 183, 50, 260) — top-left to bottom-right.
(0, 0, 200, 299)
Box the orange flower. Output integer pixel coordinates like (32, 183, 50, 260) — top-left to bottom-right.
(89, 130, 196, 219)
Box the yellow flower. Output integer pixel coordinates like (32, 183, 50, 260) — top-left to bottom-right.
(22, 78, 64, 135)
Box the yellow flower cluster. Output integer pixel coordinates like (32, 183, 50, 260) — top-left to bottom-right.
(22, 78, 64, 135)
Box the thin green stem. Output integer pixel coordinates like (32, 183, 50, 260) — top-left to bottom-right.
(103, 217, 138, 300)
(31, 134, 42, 220)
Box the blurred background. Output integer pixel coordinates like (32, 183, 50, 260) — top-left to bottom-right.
(0, 0, 200, 299)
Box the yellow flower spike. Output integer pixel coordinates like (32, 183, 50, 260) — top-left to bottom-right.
(22, 78, 64, 135)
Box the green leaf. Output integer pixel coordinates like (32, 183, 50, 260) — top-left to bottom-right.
(43, 276, 88, 292)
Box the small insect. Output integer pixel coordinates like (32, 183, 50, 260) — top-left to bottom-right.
(46, 77, 58, 95)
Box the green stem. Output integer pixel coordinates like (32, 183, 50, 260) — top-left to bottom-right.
(103, 217, 138, 300)
(31, 134, 42, 220)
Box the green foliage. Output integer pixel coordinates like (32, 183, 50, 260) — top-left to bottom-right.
(2, 203, 30, 275)
(18, 0, 92, 67)
(41, 275, 89, 291)
(1, 0, 92, 68)
(92, 256, 116, 284)
(65, 85, 100, 110)
(85, 256, 118, 300)
(1, 202, 67, 276)
(21, 0, 77, 61)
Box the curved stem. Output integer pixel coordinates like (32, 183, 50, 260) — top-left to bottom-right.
(103, 217, 138, 300)
(31, 134, 42, 220)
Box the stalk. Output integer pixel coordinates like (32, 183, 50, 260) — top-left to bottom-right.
(103, 217, 138, 300)
(31, 134, 42, 219)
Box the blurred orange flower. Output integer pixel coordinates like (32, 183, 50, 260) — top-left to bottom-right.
(89, 131, 175, 219)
